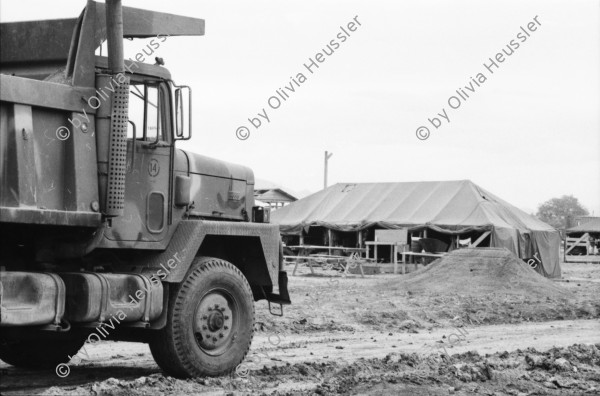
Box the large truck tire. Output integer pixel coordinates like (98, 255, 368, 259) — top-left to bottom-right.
(149, 257, 255, 378)
(0, 338, 85, 369)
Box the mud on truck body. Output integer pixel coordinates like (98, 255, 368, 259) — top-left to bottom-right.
(0, 0, 290, 378)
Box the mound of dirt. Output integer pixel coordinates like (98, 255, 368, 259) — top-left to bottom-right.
(397, 248, 569, 299)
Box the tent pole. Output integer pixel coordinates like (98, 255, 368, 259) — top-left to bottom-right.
(358, 231, 363, 256)
(324, 151, 333, 189)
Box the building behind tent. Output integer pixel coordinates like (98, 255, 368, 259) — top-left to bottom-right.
(254, 188, 297, 210)
(565, 217, 600, 262)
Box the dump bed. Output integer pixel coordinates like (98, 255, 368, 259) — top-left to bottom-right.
(0, 75, 101, 227)
(0, 0, 204, 228)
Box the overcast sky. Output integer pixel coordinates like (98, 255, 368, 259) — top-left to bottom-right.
(2, 0, 599, 214)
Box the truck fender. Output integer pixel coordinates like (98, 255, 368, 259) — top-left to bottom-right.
(133, 219, 280, 286)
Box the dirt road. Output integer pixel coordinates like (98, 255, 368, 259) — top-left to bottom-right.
(1, 319, 598, 395)
(1, 262, 599, 395)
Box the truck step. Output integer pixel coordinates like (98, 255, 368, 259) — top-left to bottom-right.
(268, 301, 284, 317)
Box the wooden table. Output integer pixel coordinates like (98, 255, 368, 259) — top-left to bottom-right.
(286, 245, 366, 256)
(310, 254, 366, 277)
(285, 252, 366, 277)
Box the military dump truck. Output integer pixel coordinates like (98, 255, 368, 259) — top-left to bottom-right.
(0, 0, 290, 378)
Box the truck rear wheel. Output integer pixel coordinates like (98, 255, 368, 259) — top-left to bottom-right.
(0, 338, 85, 369)
(149, 257, 255, 378)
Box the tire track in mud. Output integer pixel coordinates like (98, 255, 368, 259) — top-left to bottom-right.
(242, 319, 600, 372)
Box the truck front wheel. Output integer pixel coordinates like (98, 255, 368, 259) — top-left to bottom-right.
(149, 257, 255, 378)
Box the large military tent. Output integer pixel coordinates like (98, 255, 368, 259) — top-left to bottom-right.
(271, 180, 561, 278)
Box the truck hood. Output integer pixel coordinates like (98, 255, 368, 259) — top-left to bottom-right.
(175, 149, 255, 184)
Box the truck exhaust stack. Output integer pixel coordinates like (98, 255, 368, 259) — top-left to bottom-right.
(104, 0, 129, 217)
(105, 0, 124, 74)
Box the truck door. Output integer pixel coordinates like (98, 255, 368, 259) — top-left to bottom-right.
(105, 81, 172, 244)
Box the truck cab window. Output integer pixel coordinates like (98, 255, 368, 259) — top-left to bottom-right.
(128, 83, 144, 139)
(145, 85, 161, 141)
(127, 83, 166, 141)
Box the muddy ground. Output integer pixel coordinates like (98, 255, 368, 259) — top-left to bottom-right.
(1, 262, 599, 395)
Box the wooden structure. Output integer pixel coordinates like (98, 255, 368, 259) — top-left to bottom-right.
(401, 252, 444, 272)
(286, 244, 365, 256)
(286, 253, 366, 277)
(564, 234, 600, 263)
(565, 218, 600, 263)
(284, 245, 368, 277)
(283, 223, 497, 277)
(365, 229, 408, 274)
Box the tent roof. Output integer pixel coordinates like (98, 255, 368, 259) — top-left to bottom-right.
(567, 217, 600, 233)
(271, 180, 555, 234)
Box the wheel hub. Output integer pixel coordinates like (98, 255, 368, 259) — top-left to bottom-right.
(193, 291, 234, 354)
(207, 311, 224, 331)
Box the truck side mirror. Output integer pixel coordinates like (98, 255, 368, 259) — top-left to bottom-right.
(174, 85, 191, 140)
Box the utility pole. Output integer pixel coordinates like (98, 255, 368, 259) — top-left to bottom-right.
(324, 151, 333, 189)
